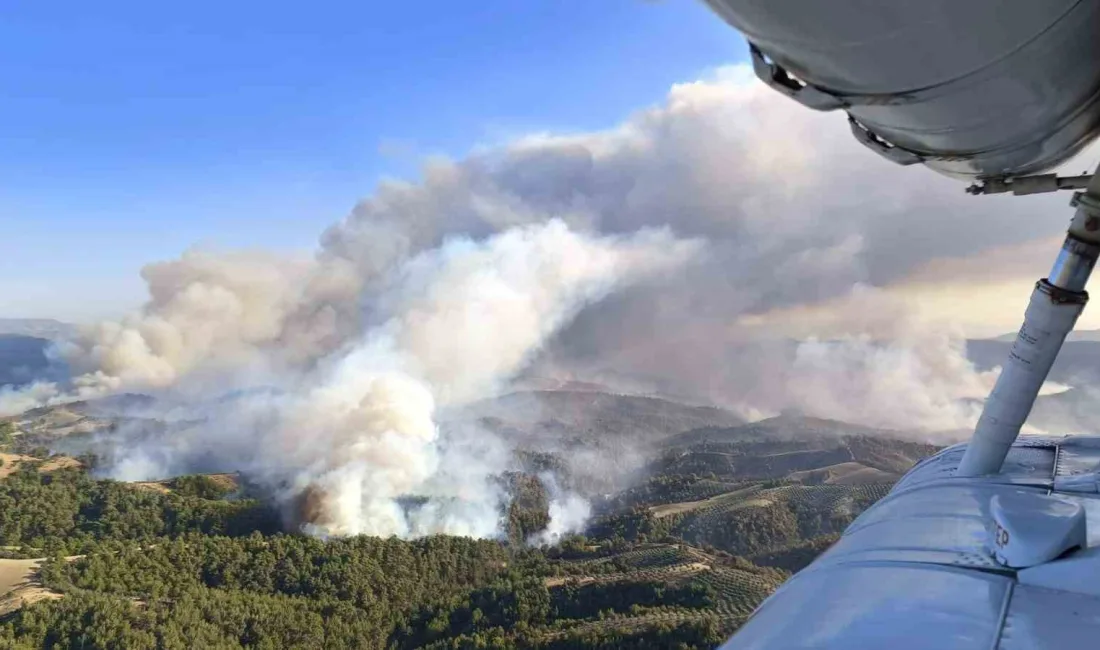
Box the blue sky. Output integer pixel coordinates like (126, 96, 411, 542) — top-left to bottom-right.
(0, 1, 745, 321)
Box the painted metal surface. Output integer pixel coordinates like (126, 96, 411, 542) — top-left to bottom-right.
(702, 0, 1100, 179)
(893, 441, 1056, 493)
(998, 584, 1100, 650)
(1055, 436, 1100, 477)
(718, 435, 1100, 649)
(1058, 495, 1100, 547)
(1017, 547, 1100, 597)
(719, 563, 1010, 650)
(819, 482, 1053, 571)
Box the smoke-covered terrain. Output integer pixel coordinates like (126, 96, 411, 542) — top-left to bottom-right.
(0, 388, 939, 647)
(3, 65, 1100, 547)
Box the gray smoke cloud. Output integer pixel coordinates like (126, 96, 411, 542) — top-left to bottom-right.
(8, 64, 1096, 535)
(87, 221, 699, 537)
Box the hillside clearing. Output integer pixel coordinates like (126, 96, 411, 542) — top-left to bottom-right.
(650, 486, 771, 519)
(787, 461, 898, 485)
(0, 454, 84, 479)
(0, 559, 62, 617)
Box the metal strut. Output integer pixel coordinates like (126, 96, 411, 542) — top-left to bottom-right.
(957, 170, 1100, 477)
(967, 174, 1095, 196)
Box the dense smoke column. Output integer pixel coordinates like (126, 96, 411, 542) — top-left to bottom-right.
(8, 65, 1088, 537)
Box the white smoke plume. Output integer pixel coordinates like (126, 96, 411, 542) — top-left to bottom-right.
(19, 66, 1068, 430)
(9, 63, 1096, 536)
(784, 335, 990, 432)
(93, 221, 698, 537)
(62, 250, 316, 396)
(530, 473, 592, 547)
(0, 381, 60, 417)
(261, 221, 697, 536)
(704, 286, 1002, 432)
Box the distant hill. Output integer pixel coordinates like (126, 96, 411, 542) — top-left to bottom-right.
(586, 420, 940, 579)
(967, 338, 1100, 385)
(968, 334, 1100, 432)
(1030, 387, 1100, 433)
(992, 328, 1100, 343)
(0, 320, 74, 387)
(0, 335, 63, 387)
(0, 393, 167, 465)
(654, 418, 937, 484)
(0, 319, 74, 340)
(508, 376, 618, 394)
(520, 408, 939, 644)
(459, 390, 746, 449)
(665, 414, 907, 447)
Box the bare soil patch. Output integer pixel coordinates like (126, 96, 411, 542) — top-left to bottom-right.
(0, 559, 62, 616)
(649, 487, 771, 519)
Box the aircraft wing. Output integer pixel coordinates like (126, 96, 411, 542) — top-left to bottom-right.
(721, 437, 1100, 649)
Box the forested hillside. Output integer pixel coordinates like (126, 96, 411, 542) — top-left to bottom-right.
(0, 397, 940, 649)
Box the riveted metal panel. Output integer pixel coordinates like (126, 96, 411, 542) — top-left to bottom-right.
(720, 563, 1009, 650)
(998, 584, 1100, 650)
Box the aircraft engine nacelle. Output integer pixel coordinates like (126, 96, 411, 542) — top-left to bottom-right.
(703, 0, 1100, 180)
